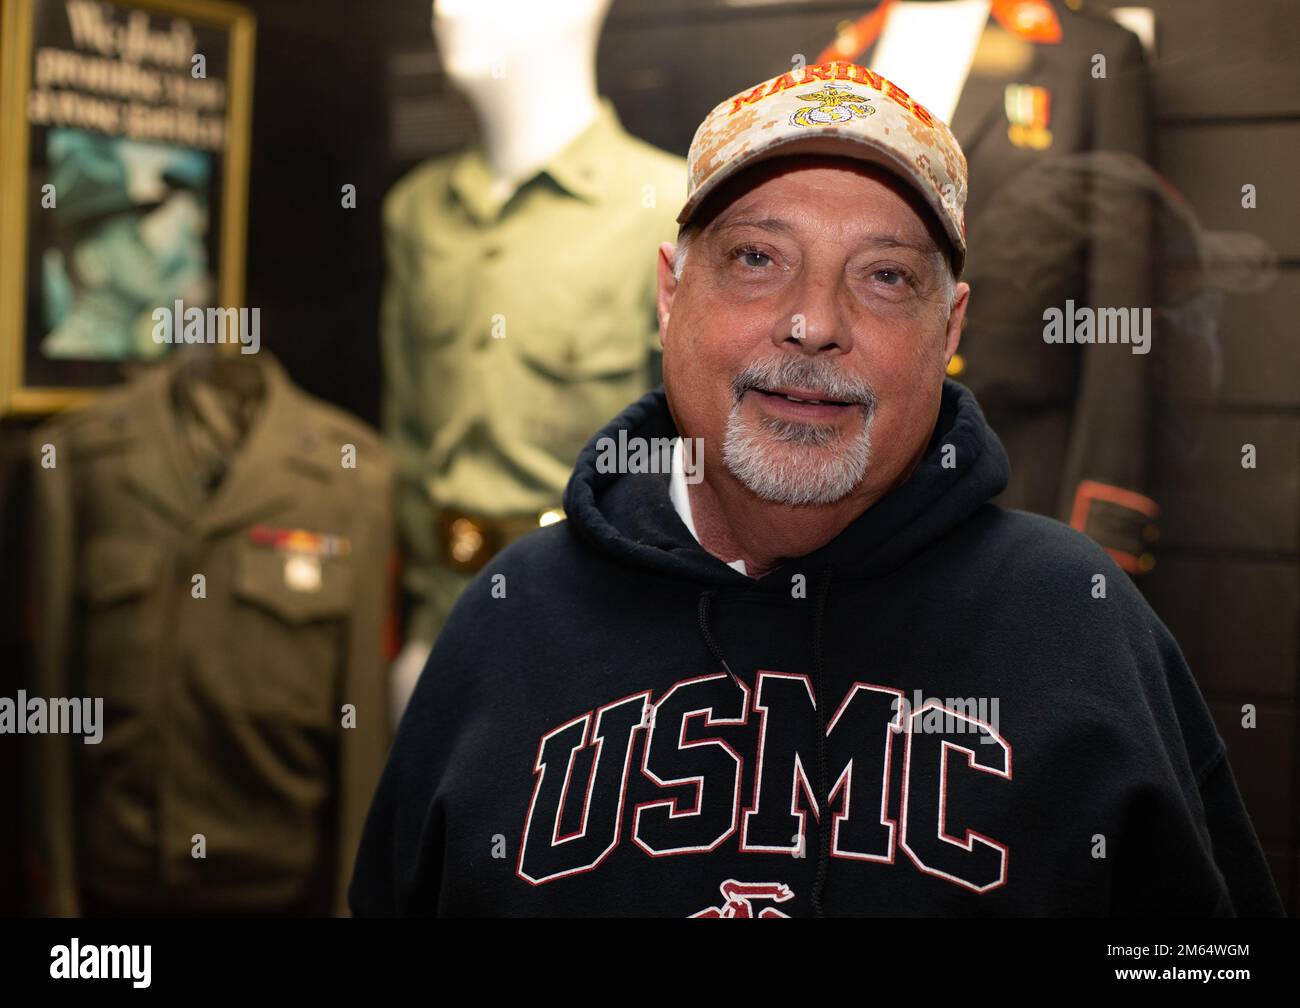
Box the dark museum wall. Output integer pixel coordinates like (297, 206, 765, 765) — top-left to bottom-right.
(1, 0, 1296, 915)
(1121, 0, 1299, 918)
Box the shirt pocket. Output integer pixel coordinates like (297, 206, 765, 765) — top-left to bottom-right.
(77, 537, 164, 710)
(227, 538, 352, 724)
(495, 315, 649, 467)
(509, 290, 649, 383)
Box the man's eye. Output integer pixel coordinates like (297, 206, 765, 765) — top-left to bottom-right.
(736, 247, 772, 268)
(873, 268, 908, 285)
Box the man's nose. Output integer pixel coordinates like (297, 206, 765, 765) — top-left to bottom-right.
(774, 271, 851, 354)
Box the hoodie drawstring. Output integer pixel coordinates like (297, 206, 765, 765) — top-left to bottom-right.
(810, 564, 834, 918)
(697, 568, 836, 917)
(698, 590, 746, 694)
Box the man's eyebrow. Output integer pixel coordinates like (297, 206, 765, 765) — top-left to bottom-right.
(860, 235, 942, 257)
(709, 216, 796, 238)
(710, 219, 938, 258)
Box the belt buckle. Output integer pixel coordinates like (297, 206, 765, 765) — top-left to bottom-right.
(439, 506, 564, 574)
(441, 512, 492, 574)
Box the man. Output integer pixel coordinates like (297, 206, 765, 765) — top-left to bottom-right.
(351, 63, 1282, 917)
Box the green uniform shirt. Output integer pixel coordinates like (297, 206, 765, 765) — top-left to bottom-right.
(381, 97, 686, 643)
(29, 349, 393, 916)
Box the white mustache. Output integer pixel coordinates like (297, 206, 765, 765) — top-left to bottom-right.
(731, 356, 876, 408)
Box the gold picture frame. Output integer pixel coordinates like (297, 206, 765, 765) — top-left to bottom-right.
(0, 0, 254, 415)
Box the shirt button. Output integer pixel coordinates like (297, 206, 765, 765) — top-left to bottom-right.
(482, 245, 501, 259)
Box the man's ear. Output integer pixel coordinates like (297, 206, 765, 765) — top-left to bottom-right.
(943, 281, 970, 367)
(656, 241, 679, 345)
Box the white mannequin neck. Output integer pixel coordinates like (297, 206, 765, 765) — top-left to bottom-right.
(461, 61, 600, 201)
(434, 0, 608, 199)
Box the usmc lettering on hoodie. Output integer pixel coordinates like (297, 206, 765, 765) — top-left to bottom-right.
(517, 671, 1011, 894)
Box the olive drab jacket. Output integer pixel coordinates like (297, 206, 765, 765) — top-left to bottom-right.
(28, 348, 393, 916)
(380, 96, 686, 644)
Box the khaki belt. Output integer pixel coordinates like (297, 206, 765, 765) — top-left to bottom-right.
(435, 506, 565, 574)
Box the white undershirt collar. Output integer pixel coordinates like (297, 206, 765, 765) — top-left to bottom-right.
(668, 436, 748, 576)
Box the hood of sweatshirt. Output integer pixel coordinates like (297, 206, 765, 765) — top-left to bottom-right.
(563, 377, 1011, 588)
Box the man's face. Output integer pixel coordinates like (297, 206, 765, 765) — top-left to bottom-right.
(659, 156, 968, 508)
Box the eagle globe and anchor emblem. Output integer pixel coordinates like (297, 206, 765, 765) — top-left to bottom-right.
(789, 83, 876, 127)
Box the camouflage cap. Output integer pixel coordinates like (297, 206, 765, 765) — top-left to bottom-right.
(678, 62, 968, 274)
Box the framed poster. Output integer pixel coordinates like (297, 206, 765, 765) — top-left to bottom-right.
(0, 0, 253, 415)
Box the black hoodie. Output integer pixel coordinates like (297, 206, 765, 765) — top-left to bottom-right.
(350, 380, 1283, 917)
